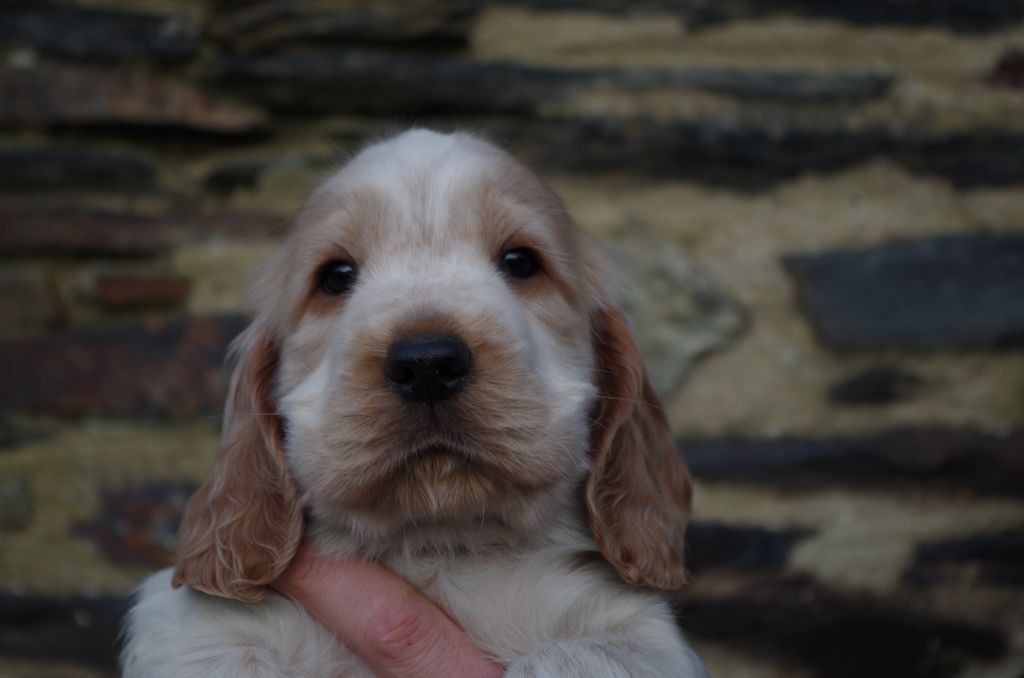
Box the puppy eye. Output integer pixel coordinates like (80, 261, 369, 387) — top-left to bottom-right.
(500, 248, 541, 280)
(320, 260, 358, 295)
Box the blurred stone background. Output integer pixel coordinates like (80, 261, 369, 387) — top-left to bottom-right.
(0, 1, 1022, 676)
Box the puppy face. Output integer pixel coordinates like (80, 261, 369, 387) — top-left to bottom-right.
(276, 132, 598, 535)
(172, 130, 693, 602)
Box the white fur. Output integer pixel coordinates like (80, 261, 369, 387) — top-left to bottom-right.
(122, 570, 364, 678)
(122, 130, 707, 677)
(125, 519, 707, 677)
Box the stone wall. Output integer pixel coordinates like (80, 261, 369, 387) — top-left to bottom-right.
(1, 2, 1022, 676)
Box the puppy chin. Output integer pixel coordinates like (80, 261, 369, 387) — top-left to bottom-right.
(347, 448, 517, 517)
(308, 468, 583, 559)
(321, 440, 577, 521)
(286, 414, 589, 554)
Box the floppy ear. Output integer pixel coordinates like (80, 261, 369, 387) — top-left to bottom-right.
(585, 305, 693, 590)
(171, 325, 304, 602)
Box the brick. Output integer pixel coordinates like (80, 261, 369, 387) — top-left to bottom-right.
(0, 2, 198, 62)
(212, 50, 892, 115)
(0, 595, 126, 670)
(827, 366, 924, 405)
(92, 272, 190, 310)
(0, 63, 268, 135)
(0, 208, 174, 256)
(650, 124, 1024, 189)
(210, 49, 583, 115)
(0, 147, 155, 194)
(681, 429, 1024, 497)
(72, 482, 195, 568)
(0, 207, 287, 256)
(204, 159, 264, 194)
(0, 315, 247, 417)
(680, 575, 1006, 678)
(511, 0, 1024, 33)
(0, 270, 63, 332)
(686, 522, 813, 574)
(644, 68, 892, 102)
(907, 529, 1024, 587)
(210, 0, 477, 52)
(785, 234, 1024, 351)
(744, 0, 1024, 33)
(898, 135, 1024, 188)
(989, 49, 1024, 88)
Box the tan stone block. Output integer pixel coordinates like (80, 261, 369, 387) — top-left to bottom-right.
(91, 271, 190, 310)
(0, 420, 219, 595)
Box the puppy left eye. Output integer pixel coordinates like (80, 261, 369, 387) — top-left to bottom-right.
(320, 260, 358, 295)
(500, 248, 541, 280)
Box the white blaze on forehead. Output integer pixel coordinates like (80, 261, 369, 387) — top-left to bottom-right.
(343, 129, 499, 190)
(315, 129, 507, 245)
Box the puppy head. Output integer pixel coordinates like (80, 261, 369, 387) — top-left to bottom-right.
(172, 130, 692, 601)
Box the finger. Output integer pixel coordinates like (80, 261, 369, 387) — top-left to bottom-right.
(358, 577, 502, 678)
(274, 550, 501, 678)
(271, 539, 331, 597)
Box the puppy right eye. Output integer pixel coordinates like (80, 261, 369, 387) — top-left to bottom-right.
(320, 260, 357, 295)
(500, 248, 542, 280)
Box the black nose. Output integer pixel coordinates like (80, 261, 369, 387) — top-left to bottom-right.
(384, 334, 473, 403)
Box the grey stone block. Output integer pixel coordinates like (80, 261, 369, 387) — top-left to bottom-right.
(785, 234, 1024, 351)
(0, 2, 198, 62)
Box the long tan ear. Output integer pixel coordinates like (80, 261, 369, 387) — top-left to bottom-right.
(585, 306, 693, 590)
(171, 326, 303, 602)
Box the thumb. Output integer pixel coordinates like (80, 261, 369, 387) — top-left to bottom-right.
(358, 584, 501, 678)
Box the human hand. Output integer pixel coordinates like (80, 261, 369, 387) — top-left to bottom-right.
(273, 541, 503, 678)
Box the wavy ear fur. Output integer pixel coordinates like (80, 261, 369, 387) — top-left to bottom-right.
(585, 306, 693, 590)
(171, 326, 304, 602)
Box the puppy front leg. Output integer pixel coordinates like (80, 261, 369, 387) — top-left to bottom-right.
(505, 630, 708, 678)
(501, 618, 704, 678)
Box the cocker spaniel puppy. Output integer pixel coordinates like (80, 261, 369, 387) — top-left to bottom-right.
(122, 130, 707, 677)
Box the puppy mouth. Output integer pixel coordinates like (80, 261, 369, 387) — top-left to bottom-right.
(408, 443, 472, 460)
(402, 428, 479, 461)
(401, 443, 478, 477)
